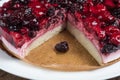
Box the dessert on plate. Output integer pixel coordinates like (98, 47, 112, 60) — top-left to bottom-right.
(0, 0, 120, 66)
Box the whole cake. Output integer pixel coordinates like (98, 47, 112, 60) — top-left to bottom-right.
(0, 0, 120, 65)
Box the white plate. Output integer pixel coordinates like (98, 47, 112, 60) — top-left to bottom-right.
(0, 49, 120, 80)
(0, 0, 120, 80)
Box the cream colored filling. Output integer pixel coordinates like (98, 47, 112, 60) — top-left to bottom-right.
(1, 25, 64, 58)
(67, 22, 103, 65)
(25, 25, 64, 56)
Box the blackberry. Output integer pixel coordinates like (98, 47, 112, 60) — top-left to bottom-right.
(55, 41, 69, 53)
(111, 8, 120, 19)
(76, 3, 83, 12)
(92, 0, 104, 5)
(12, 0, 30, 5)
(101, 43, 118, 54)
(24, 8, 32, 15)
(9, 25, 21, 31)
(28, 31, 37, 38)
(76, 0, 87, 3)
(46, 7, 55, 17)
(47, 0, 58, 4)
(19, 0, 30, 5)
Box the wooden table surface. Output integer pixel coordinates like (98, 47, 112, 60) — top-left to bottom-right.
(0, 69, 120, 80)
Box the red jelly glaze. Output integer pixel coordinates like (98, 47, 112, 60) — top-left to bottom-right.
(1, 0, 120, 54)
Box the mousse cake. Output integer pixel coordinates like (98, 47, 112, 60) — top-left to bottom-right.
(0, 0, 120, 65)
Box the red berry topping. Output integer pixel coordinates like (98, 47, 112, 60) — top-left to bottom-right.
(83, 4, 89, 13)
(1, 0, 120, 54)
(74, 11, 82, 21)
(105, 26, 120, 36)
(20, 27, 28, 35)
(104, 0, 116, 8)
(85, 17, 101, 30)
(110, 33, 120, 45)
(90, 4, 106, 14)
(29, 1, 46, 17)
(96, 29, 106, 40)
(98, 11, 114, 21)
(10, 31, 25, 47)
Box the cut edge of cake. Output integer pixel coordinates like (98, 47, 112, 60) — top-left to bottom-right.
(1, 24, 65, 58)
(67, 22, 120, 65)
(67, 22, 103, 65)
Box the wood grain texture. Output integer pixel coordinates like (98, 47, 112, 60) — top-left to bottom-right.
(0, 69, 120, 80)
(0, 70, 27, 80)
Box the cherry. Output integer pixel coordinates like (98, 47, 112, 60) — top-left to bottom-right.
(82, 3, 90, 13)
(29, 1, 46, 17)
(105, 26, 120, 36)
(110, 33, 120, 45)
(13, 3, 21, 9)
(96, 28, 106, 40)
(85, 17, 101, 30)
(21, 27, 28, 34)
(10, 31, 25, 47)
(90, 4, 106, 14)
(104, 0, 116, 8)
(39, 18, 48, 27)
(98, 11, 114, 21)
(23, 34, 30, 42)
(74, 11, 82, 21)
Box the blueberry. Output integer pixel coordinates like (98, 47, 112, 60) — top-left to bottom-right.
(101, 43, 118, 54)
(47, 0, 58, 4)
(92, 0, 104, 5)
(24, 8, 32, 15)
(28, 31, 36, 38)
(46, 7, 55, 17)
(9, 25, 21, 31)
(55, 41, 69, 53)
(20, 0, 30, 5)
(111, 8, 120, 18)
(58, 2, 67, 8)
(76, 0, 87, 3)
(0, 18, 7, 27)
(27, 18, 39, 31)
(12, 0, 30, 5)
(76, 3, 83, 12)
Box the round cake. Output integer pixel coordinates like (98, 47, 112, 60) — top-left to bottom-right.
(0, 0, 120, 68)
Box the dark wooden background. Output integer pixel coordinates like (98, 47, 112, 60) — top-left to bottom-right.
(0, 69, 120, 80)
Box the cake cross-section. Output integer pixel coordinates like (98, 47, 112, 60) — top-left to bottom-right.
(0, 0, 120, 65)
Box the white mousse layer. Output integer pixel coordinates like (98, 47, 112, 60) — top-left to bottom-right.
(67, 22, 103, 65)
(1, 25, 64, 58)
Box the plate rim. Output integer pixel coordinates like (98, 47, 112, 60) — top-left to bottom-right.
(0, 49, 120, 80)
(0, 0, 120, 80)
